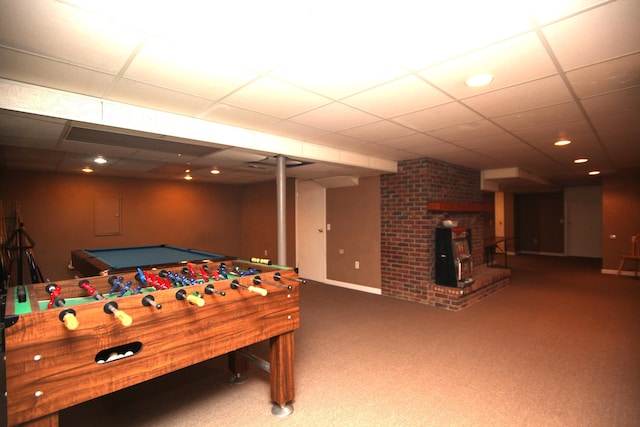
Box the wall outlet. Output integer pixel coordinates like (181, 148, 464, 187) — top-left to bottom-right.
(355, 261, 360, 269)
(264, 250, 268, 256)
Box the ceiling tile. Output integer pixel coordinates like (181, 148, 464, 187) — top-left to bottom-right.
(199, 103, 281, 130)
(531, 0, 611, 25)
(342, 75, 452, 118)
(0, 110, 65, 140)
(567, 53, 640, 98)
(263, 120, 328, 140)
(398, 1, 533, 71)
(107, 79, 214, 117)
(270, 58, 408, 100)
(581, 86, 640, 117)
(453, 132, 526, 152)
(492, 102, 584, 131)
(0, 48, 116, 98)
(338, 120, 415, 142)
(222, 76, 332, 119)
(58, 139, 139, 158)
(514, 118, 596, 145)
(0, 0, 143, 73)
(591, 110, 640, 166)
(421, 32, 557, 98)
(542, 0, 640, 70)
(393, 102, 483, 132)
(124, 37, 260, 101)
(308, 133, 372, 151)
(289, 103, 379, 133)
(462, 76, 574, 117)
(427, 120, 505, 142)
(376, 133, 443, 150)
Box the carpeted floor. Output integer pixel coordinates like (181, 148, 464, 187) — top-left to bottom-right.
(59, 255, 640, 427)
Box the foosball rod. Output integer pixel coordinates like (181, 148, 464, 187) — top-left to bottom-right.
(78, 279, 133, 326)
(229, 279, 268, 296)
(252, 275, 292, 290)
(45, 283, 79, 330)
(141, 294, 162, 309)
(273, 271, 307, 284)
(204, 283, 226, 296)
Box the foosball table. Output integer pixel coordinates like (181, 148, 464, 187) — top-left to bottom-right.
(1, 259, 302, 426)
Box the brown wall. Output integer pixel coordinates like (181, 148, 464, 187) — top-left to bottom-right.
(602, 172, 640, 271)
(1, 170, 295, 283)
(326, 176, 381, 288)
(240, 178, 296, 266)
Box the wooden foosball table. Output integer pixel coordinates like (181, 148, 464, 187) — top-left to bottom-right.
(1, 259, 301, 426)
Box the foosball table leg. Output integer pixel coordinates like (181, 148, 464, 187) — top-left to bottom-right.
(270, 331, 295, 417)
(228, 349, 248, 384)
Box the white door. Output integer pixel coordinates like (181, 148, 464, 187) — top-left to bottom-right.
(296, 180, 326, 282)
(565, 186, 602, 258)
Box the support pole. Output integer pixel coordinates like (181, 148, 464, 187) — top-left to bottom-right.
(276, 155, 287, 266)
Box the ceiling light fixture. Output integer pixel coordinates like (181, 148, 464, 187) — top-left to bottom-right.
(184, 169, 193, 180)
(588, 170, 601, 176)
(94, 156, 107, 164)
(82, 166, 93, 173)
(210, 167, 220, 175)
(554, 139, 571, 146)
(465, 73, 494, 87)
(574, 158, 588, 164)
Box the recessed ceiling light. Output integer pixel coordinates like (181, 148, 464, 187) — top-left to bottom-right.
(554, 139, 571, 146)
(184, 169, 193, 180)
(588, 170, 601, 176)
(465, 73, 494, 87)
(94, 156, 107, 164)
(210, 167, 220, 175)
(82, 166, 94, 173)
(574, 158, 588, 164)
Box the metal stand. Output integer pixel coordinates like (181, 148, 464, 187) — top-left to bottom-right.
(5, 203, 45, 285)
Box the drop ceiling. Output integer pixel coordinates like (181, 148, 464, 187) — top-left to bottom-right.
(0, 0, 639, 191)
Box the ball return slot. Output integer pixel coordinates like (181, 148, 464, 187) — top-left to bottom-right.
(95, 341, 143, 364)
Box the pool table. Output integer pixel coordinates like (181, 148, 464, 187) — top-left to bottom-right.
(71, 244, 236, 276)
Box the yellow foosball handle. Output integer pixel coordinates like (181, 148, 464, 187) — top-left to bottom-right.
(62, 312, 79, 330)
(186, 293, 205, 307)
(114, 309, 133, 327)
(248, 286, 268, 296)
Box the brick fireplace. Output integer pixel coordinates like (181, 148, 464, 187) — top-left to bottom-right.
(380, 157, 509, 310)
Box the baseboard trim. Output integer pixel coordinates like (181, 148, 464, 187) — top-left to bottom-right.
(324, 279, 382, 295)
(602, 269, 638, 277)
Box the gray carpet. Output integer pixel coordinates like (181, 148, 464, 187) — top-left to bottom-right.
(60, 255, 640, 426)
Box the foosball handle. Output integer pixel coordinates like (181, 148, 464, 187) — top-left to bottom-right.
(59, 309, 79, 331)
(114, 309, 133, 327)
(186, 293, 205, 307)
(247, 286, 268, 296)
(104, 302, 133, 327)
